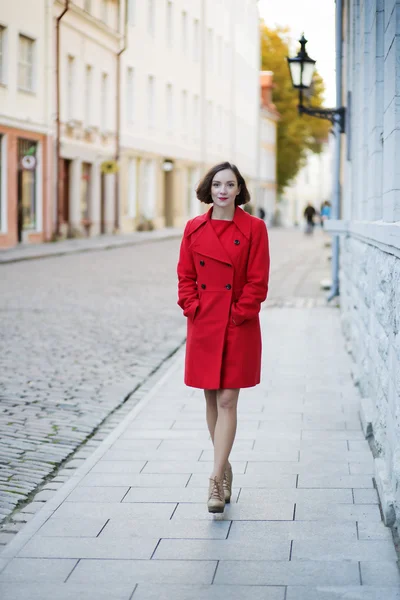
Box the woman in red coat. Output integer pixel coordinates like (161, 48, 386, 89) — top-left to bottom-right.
(177, 162, 270, 513)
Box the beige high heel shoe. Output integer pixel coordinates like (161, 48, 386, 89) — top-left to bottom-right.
(207, 476, 225, 513)
(223, 462, 233, 503)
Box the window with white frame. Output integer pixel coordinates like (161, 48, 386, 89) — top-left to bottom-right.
(18, 34, 35, 92)
(101, 72, 108, 132)
(166, 83, 173, 131)
(126, 67, 134, 123)
(181, 90, 188, 139)
(148, 75, 154, 128)
(84, 65, 92, 129)
(67, 55, 75, 122)
(166, 1, 173, 47)
(127, 157, 137, 218)
(207, 29, 213, 71)
(193, 19, 199, 62)
(181, 11, 187, 53)
(0, 26, 6, 85)
(193, 94, 199, 140)
(128, 0, 136, 25)
(148, 0, 155, 35)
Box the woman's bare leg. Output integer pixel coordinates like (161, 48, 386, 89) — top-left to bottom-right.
(204, 389, 218, 442)
(211, 388, 240, 481)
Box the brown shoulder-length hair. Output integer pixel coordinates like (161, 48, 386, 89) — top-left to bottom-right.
(196, 162, 250, 206)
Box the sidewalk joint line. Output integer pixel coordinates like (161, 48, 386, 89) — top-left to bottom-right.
(211, 559, 219, 584)
(295, 474, 299, 488)
(226, 520, 233, 539)
(292, 503, 297, 521)
(358, 561, 362, 584)
(351, 488, 355, 504)
(169, 503, 179, 520)
(289, 540, 293, 561)
(356, 520, 359, 540)
(185, 473, 193, 488)
(150, 538, 162, 559)
(96, 518, 110, 537)
(64, 558, 80, 583)
(140, 461, 148, 474)
(129, 584, 138, 599)
(120, 487, 131, 503)
(236, 487, 242, 504)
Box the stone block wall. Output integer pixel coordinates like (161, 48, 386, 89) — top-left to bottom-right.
(340, 235, 400, 525)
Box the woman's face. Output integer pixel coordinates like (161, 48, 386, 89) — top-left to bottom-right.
(210, 169, 241, 209)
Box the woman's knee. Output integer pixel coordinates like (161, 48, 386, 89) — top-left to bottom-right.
(217, 389, 239, 410)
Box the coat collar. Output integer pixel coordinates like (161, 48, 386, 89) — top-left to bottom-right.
(188, 205, 252, 239)
(188, 206, 252, 265)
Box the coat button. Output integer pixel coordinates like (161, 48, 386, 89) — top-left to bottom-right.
(225, 284, 232, 290)
(200, 260, 205, 266)
(201, 283, 206, 289)
(234, 239, 240, 245)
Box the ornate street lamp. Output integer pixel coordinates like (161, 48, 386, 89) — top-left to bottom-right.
(287, 35, 346, 133)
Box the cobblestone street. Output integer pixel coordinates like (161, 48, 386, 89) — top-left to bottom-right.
(0, 226, 332, 533)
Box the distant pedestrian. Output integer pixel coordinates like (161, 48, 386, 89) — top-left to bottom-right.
(258, 207, 266, 220)
(177, 162, 270, 514)
(303, 202, 316, 235)
(320, 201, 331, 227)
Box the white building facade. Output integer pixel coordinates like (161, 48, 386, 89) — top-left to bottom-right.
(0, 0, 53, 247)
(119, 0, 261, 231)
(257, 71, 278, 226)
(332, 0, 400, 528)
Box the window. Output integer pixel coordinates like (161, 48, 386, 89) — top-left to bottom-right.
(166, 83, 173, 131)
(148, 0, 155, 35)
(181, 90, 188, 138)
(18, 139, 38, 231)
(18, 34, 35, 92)
(207, 29, 213, 71)
(181, 11, 187, 52)
(128, 0, 136, 25)
(101, 73, 108, 132)
(84, 65, 92, 128)
(193, 94, 199, 140)
(166, 1, 173, 47)
(126, 67, 134, 122)
(67, 55, 75, 121)
(193, 19, 199, 62)
(148, 75, 154, 128)
(0, 26, 6, 85)
(127, 158, 137, 218)
(101, 0, 107, 23)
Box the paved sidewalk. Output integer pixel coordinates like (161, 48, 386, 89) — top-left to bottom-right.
(0, 228, 183, 264)
(1, 307, 399, 598)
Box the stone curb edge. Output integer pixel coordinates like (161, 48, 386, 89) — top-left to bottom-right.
(0, 231, 183, 265)
(0, 346, 185, 567)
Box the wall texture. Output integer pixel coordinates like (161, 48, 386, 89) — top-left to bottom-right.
(340, 0, 400, 527)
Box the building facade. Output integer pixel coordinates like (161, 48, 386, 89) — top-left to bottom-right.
(119, 0, 261, 232)
(0, 0, 53, 248)
(0, 0, 266, 247)
(333, 0, 400, 528)
(257, 71, 278, 226)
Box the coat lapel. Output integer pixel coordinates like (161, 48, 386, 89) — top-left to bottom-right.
(190, 207, 233, 265)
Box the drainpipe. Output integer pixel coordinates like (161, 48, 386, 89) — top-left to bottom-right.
(114, 0, 128, 232)
(327, 0, 343, 301)
(55, 0, 69, 238)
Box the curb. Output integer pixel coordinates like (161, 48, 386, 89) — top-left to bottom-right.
(0, 346, 185, 568)
(0, 230, 183, 265)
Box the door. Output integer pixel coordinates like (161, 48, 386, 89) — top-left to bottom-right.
(17, 139, 38, 243)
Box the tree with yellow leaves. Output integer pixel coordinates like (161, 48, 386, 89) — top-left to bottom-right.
(261, 24, 331, 194)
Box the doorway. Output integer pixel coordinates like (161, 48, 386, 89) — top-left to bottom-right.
(17, 139, 38, 243)
(164, 169, 174, 227)
(60, 158, 71, 233)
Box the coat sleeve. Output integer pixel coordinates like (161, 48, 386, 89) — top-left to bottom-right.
(230, 219, 270, 326)
(177, 222, 200, 321)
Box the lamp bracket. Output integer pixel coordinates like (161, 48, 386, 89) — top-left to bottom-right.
(298, 104, 346, 133)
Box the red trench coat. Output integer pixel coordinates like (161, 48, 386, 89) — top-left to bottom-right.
(177, 206, 270, 389)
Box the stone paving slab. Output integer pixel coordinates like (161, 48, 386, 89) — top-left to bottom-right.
(1, 307, 399, 597)
(0, 582, 136, 600)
